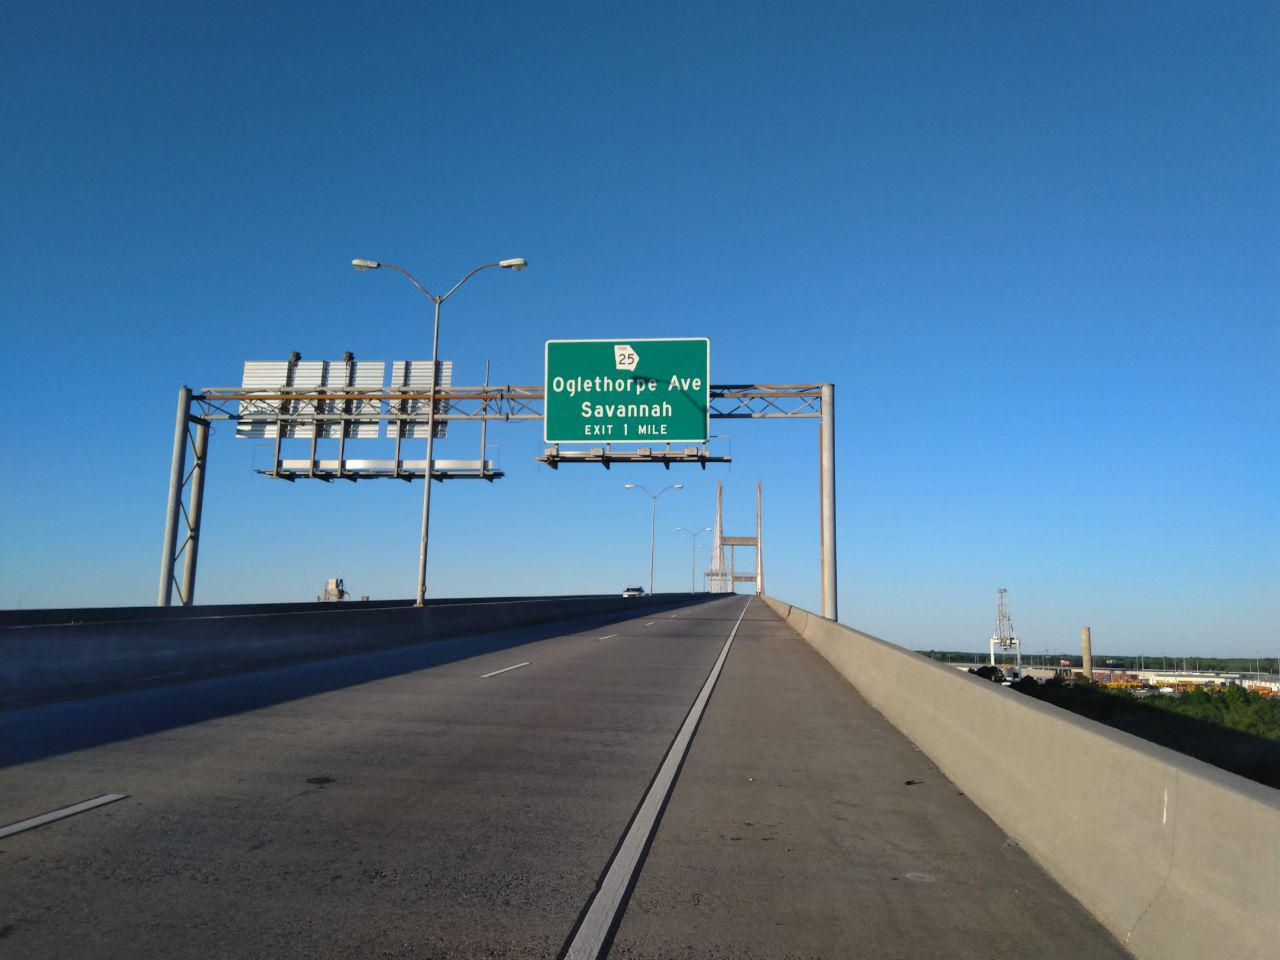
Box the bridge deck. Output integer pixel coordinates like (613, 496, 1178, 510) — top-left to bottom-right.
(0, 596, 1126, 958)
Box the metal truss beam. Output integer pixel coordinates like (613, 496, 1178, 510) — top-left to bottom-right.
(192, 384, 823, 426)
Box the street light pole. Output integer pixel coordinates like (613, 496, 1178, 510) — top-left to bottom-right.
(675, 526, 712, 593)
(625, 483, 683, 595)
(352, 257, 526, 606)
(418, 294, 442, 608)
(649, 497, 656, 593)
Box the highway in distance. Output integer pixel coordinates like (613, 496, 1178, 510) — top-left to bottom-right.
(0, 596, 1130, 959)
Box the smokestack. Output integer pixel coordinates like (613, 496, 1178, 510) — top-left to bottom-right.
(1081, 627, 1093, 680)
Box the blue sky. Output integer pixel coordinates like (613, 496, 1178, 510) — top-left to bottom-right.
(1, 2, 1276, 657)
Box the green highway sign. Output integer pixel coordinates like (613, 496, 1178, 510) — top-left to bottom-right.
(544, 338, 710, 443)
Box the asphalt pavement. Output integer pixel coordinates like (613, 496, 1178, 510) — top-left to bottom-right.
(0, 595, 1129, 959)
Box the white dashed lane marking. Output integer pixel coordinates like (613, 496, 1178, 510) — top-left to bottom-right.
(481, 662, 530, 679)
(0, 794, 128, 840)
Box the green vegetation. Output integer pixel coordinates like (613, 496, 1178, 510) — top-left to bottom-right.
(1013, 680, 1280, 789)
(1146, 684, 1280, 740)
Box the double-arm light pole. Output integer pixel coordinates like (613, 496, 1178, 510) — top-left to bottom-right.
(352, 257, 527, 606)
(675, 526, 712, 593)
(624, 483, 683, 595)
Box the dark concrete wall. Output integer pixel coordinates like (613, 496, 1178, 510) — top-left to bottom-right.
(763, 595, 1280, 960)
(2, 594, 707, 708)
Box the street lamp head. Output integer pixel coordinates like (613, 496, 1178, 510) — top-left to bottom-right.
(352, 259, 381, 271)
(674, 484, 685, 490)
(624, 483, 637, 489)
(498, 258, 528, 271)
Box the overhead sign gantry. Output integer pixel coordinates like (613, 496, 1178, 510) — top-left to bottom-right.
(159, 351, 838, 620)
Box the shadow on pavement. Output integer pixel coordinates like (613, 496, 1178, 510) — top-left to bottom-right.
(1, 600, 712, 767)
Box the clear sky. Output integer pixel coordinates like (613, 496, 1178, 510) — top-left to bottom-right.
(2, 2, 1276, 657)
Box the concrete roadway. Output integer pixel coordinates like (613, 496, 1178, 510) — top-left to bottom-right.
(0, 596, 1129, 959)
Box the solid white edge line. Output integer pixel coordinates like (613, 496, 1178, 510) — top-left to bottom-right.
(481, 661, 531, 679)
(562, 596, 752, 960)
(0, 794, 128, 840)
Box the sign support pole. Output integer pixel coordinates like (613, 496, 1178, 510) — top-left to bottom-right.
(756, 481, 764, 596)
(179, 419, 209, 605)
(158, 387, 192, 606)
(820, 383, 838, 620)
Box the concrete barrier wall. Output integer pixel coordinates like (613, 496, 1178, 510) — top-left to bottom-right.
(762, 596, 1280, 960)
(2, 594, 707, 708)
(0, 594, 622, 628)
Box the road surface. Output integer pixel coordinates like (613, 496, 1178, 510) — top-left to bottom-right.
(0, 596, 1128, 958)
